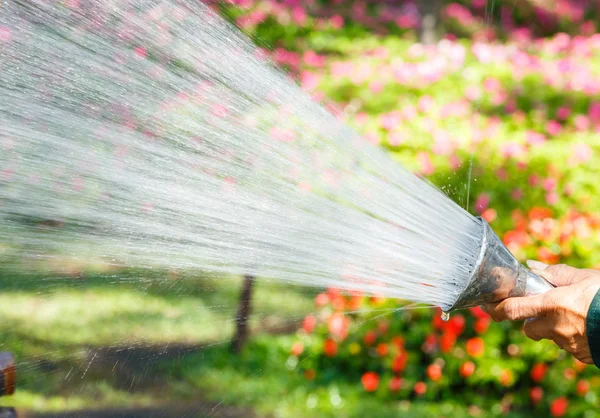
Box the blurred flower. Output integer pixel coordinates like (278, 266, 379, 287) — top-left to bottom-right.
(569, 142, 592, 165)
(302, 315, 316, 333)
(466, 337, 485, 357)
(413, 381, 427, 395)
(474, 193, 490, 214)
(389, 376, 402, 392)
(550, 397, 568, 417)
(460, 361, 475, 378)
(530, 387, 543, 405)
(323, 339, 338, 357)
(530, 363, 547, 383)
(361, 371, 379, 392)
(426, 363, 443, 382)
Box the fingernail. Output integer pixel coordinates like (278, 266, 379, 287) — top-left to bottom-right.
(526, 260, 548, 270)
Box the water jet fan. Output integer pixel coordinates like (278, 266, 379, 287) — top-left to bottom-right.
(0, 0, 553, 313)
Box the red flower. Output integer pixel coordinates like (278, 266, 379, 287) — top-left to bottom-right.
(363, 331, 377, 346)
(563, 368, 576, 380)
(550, 397, 568, 417)
(389, 376, 402, 392)
(474, 316, 491, 334)
(459, 361, 475, 378)
(466, 337, 485, 358)
(439, 331, 456, 353)
(414, 381, 427, 395)
(392, 351, 408, 373)
(302, 315, 316, 333)
(361, 372, 379, 392)
(376, 343, 389, 357)
(470, 306, 489, 319)
(530, 387, 543, 404)
(391, 336, 405, 349)
(503, 230, 530, 247)
(530, 363, 547, 383)
(323, 339, 337, 357)
(577, 379, 590, 396)
(445, 314, 465, 336)
(426, 364, 442, 382)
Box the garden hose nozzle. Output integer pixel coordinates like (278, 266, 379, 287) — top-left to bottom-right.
(445, 219, 554, 312)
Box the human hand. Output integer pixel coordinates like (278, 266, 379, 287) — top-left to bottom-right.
(483, 261, 600, 364)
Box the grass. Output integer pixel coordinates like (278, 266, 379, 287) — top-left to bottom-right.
(0, 269, 316, 413)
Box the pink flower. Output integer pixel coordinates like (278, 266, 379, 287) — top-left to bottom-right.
(472, 43, 494, 64)
(543, 178, 557, 192)
(546, 120, 562, 136)
(526, 131, 547, 146)
(401, 105, 417, 119)
(589, 102, 600, 123)
(574, 115, 590, 131)
(546, 192, 559, 205)
(483, 78, 502, 93)
(529, 175, 540, 186)
(418, 96, 435, 113)
(417, 152, 435, 175)
(301, 71, 320, 90)
(465, 86, 481, 101)
(369, 80, 384, 93)
(474, 194, 490, 214)
(557, 106, 571, 120)
(501, 142, 526, 159)
(496, 168, 508, 181)
(380, 112, 402, 131)
(432, 130, 455, 156)
(331, 61, 353, 79)
(303, 51, 325, 67)
(329, 15, 344, 29)
(388, 132, 403, 146)
(354, 112, 368, 126)
(511, 188, 524, 200)
(292, 6, 307, 25)
(373, 46, 389, 60)
(569, 143, 592, 165)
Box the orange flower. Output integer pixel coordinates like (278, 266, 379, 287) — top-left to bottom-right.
(376, 343, 389, 357)
(528, 207, 553, 220)
(466, 337, 485, 358)
(537, 247, 560, 264)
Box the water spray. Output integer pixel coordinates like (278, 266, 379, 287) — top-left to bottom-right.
(0, 0, 554, 317)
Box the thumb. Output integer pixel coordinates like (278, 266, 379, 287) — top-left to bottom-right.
(527, 261, 582, 287)
(488, 294, 546, 321)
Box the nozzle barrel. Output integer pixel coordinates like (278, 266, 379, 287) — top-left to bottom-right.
(446, 219, 554, 312)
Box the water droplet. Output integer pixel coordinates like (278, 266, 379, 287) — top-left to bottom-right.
(441, 311, 450, 322)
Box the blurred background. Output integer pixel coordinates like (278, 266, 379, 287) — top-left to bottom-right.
(2, 0, 600, 417)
